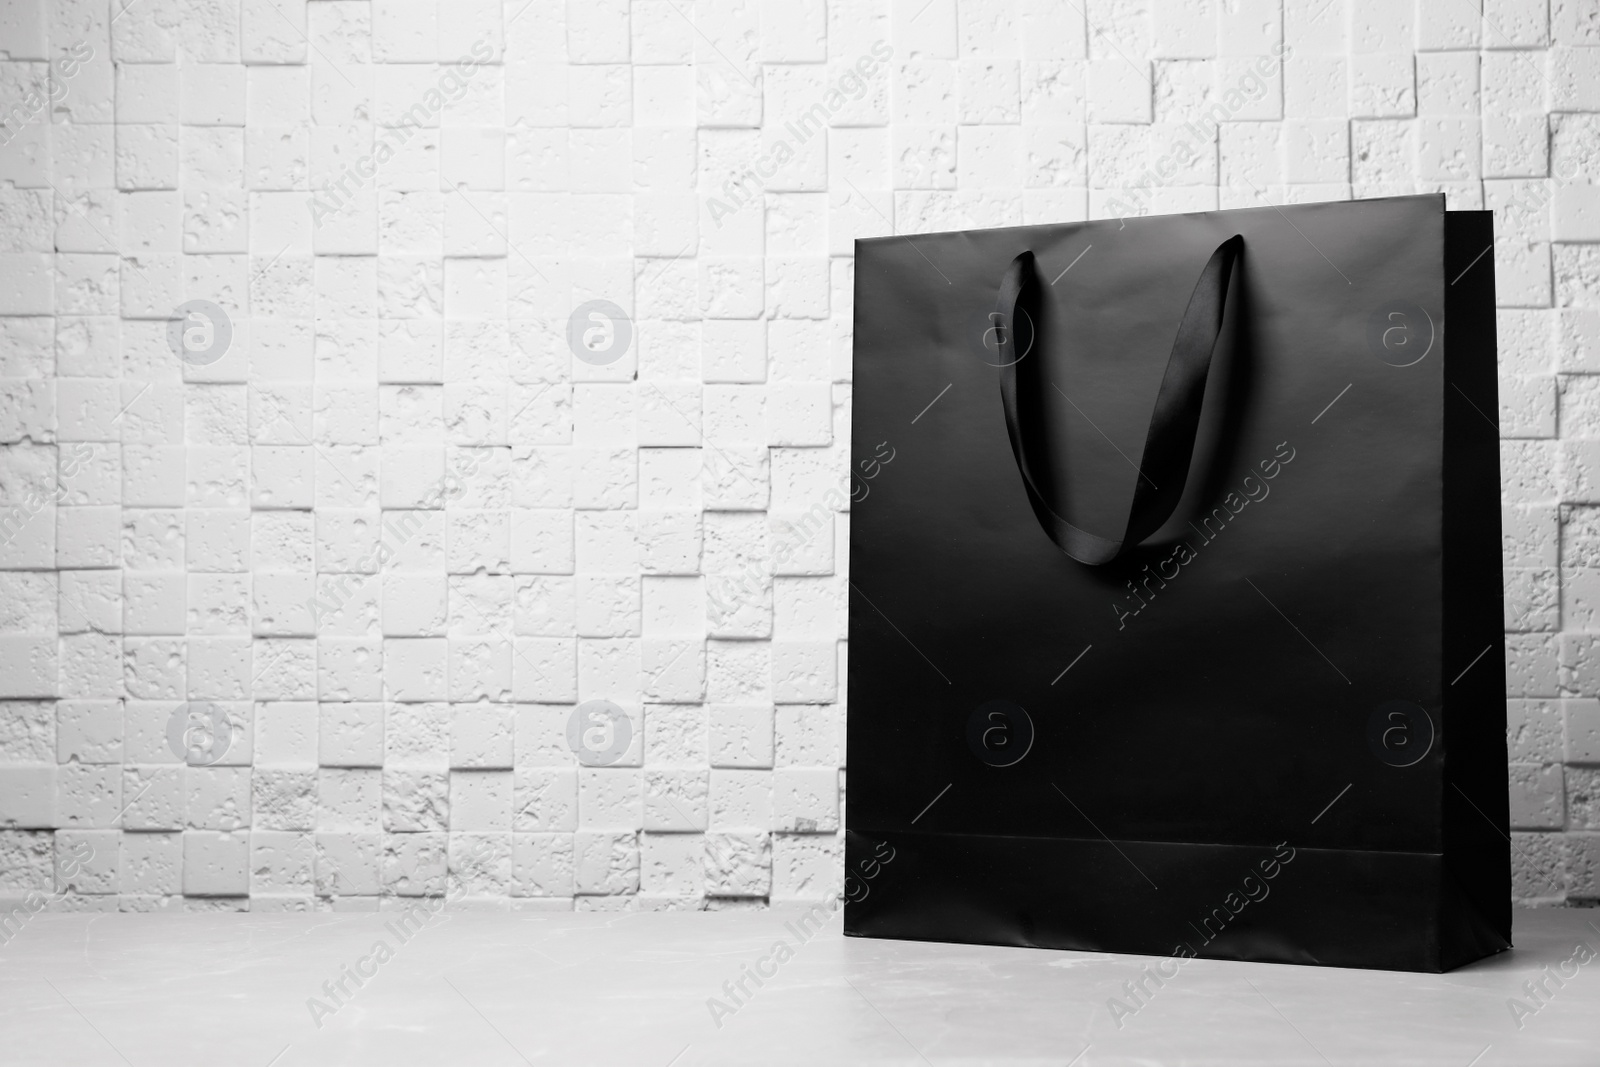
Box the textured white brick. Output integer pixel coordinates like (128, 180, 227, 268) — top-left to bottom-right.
(573, 828, 638, 893)
(120, 829, 182, 894)
(771, 640, 837, 703)
(1086, 60, 1153, 124)
(450, 704, 514, 770)
(704, 829, 768, 895)
(446, 769, 511, 830)
(773, 767, 838, 832)
(705, 704, 770, 768)
(1511, 762, 1567, 829)
(317, 830, 381, 894)
(250, 828, 313, 895)
(0, 637, 56, 697)
(0, 766, 56, 828)
(182, 828, 248, 894)
(772, 830, 840, 900)
(1349, 53, 1415, 118)
(380, 637, 444, 701)
(512, 831, 574, 896)
(319, 703, 383, 768)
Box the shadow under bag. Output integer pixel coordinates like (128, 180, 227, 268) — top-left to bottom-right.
(844, 194, 1509, 972)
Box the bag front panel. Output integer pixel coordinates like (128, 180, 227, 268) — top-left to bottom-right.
(848, 196, 1449, 855)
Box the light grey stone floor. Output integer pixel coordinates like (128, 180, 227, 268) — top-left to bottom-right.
(1, 905, 1594, 1065)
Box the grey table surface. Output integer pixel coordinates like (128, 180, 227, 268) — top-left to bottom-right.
(1, 905, 1594, 1066)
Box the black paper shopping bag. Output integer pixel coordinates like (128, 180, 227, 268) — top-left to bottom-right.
(844, 195, 1509, 972)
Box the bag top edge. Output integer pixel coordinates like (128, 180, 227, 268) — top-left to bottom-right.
(853, 192, 1447, 249)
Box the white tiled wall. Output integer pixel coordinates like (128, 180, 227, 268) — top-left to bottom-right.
(0, 0, 1596, 912)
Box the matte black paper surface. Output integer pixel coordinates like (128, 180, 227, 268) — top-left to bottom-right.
(844, 196, 1509, 972)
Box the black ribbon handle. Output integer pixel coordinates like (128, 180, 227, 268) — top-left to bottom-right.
(993, 235, 1244, 566)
